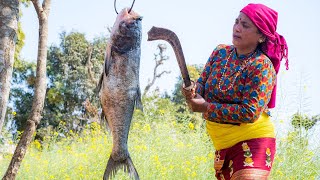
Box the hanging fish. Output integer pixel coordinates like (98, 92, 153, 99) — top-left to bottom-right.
(98, 8, 143, 180)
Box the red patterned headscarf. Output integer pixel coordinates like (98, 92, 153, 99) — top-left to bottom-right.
(241, 3, 288, 108)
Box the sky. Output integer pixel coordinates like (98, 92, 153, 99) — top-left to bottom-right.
(20, 0, 320, 121)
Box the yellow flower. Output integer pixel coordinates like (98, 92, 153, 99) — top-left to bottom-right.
(276, 170, 283, 176)
(33, 140, 41, 150)
(142, 145, 147, 151)
(65, 175, 71, 180)
(143, 124, 151, 133)
(176, 142, 184, 148)
(185, 168, 191, 172)
(78, 165, 84, 171)
(153, 155, 159, 162)
(133, 122, 141, 130)
(12, 111, 17, 116)
(188, 122, 194, 130)
(185, 160, 191, 165)
(159, 109, 165, 115)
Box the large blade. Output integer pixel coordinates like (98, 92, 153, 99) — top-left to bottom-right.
(147, 26, 191, 88)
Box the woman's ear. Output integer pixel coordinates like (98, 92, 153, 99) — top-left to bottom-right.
(259, 35, 267, 43)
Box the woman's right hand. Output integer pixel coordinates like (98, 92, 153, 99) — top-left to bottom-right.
(181, 81, 196, 100)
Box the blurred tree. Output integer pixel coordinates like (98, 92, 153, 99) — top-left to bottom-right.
(171, 64, 203, 105)
(10, 32, 107, 132)
(170, 64, 204, 125)
(10, 59, 36, 131)
(0, 0, 20, 134)
(143, 44, 171, 97)
(4, 0, 52, 178)
(45, 32, 106, 131)
(288, 112, 320, 148)
(5, 21, 27, 133)
(291, 112, 320, 131)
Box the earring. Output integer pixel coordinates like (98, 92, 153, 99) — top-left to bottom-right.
(259, 39, 264, 43)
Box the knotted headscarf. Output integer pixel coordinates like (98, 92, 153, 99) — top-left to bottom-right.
(241, 3, 289, 108)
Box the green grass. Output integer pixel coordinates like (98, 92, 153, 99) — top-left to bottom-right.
(1, 120, 319, 179)
(1, 96, 319, 179)
(0, 120, 216, 179)
(270, 131, 320, 180)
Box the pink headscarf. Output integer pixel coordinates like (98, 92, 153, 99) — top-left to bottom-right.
(241, 3, 289, 108)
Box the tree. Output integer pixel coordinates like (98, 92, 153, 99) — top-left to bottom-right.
(143, 44, 171, 97)
(9, 59, 36, 132)
(169, 64, 204, 125)
(9, 32, 107, 134)
(171, 64, 203, 105)
(0, 0, 19, 134)
(291, 112, 320, 132)
(3, 16, 26, 133)
(3, 0, 51, 178)
(44, 32, 106, 131)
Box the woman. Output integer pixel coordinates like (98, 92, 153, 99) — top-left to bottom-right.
(182, 3, 288, 180)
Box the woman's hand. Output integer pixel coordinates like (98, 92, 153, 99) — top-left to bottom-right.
(181, 81, 208, 112)
(186, 94, 209, 112)
(181, 81, 196, 100)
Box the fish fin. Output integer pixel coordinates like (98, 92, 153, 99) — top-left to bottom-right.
(103, 155, 140, 180)
(135, 86, 143, 112)
(95, 72, 104, 96)
(96, 43, 112, 96)
(104, 43, 112, 77)
(100, 110, 111, 132)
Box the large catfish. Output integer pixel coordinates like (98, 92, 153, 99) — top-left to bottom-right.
(98, 8, 143, 180)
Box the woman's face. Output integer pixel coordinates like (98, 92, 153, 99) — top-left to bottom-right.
(232, 12, 264, 51)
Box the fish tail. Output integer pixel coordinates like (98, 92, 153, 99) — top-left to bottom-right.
(103, 155, 139, 180)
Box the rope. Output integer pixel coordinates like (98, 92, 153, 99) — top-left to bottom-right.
(114, 0, 136, 14)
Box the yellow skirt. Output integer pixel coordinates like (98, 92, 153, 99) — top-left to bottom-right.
(206, 112, 275, 150)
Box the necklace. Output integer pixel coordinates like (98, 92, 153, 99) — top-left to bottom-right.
(218, 48, 256, 92)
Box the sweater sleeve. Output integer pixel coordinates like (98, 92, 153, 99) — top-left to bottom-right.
(196, 45, 224, 97)
(204, 58, 276, 123)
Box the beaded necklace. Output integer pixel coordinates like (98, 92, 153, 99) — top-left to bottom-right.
(218, 48, 256, 92)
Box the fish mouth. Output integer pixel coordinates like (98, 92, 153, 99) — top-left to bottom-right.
(111, 17, 142, 54)
(135, 16, 143, 21)
(117, 10, 142, 35)
(118, 17, 142, 36)
(110, 8, 142, 36)
(109, 9, 142, 53)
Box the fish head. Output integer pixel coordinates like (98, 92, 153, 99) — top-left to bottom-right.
(110, 8, 142, 54)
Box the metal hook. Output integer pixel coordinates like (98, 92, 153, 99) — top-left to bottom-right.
(114, 0, 136, 14)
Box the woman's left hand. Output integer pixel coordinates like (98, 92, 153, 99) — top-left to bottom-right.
(186, 94, 209, 112)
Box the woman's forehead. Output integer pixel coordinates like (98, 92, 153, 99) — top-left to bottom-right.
(237, 12, 253, 24)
